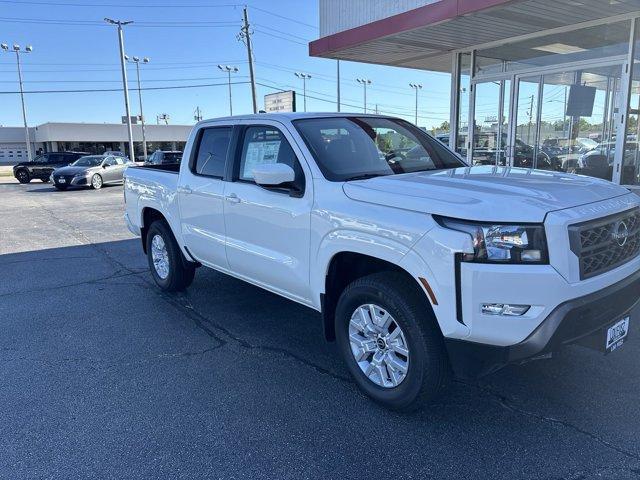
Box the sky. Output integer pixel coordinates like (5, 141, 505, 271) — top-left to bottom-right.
(0, 0, 453, 129)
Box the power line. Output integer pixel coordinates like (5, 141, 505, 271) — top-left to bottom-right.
(0, 0, 241, 7)
(253, 28, 308, 46)
(0, 17, 240, 27)
(250, 5, 317, 30)
(0, 80, 249, 94)
(253, 23, 312, 42)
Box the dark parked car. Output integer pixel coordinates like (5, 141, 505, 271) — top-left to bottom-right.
(145, 150, 183, 165)
(13, 151, 89, 184)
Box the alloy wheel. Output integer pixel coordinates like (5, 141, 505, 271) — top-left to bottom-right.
(151, 234, 170, 280)
(92, 174, 103, 189)
(348, 304, 410, 388)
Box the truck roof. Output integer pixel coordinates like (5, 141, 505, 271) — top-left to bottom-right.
(196, 112, 395, 124)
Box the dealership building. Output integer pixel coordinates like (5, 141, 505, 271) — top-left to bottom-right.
(311, 0, 640, 188)
(0, 122, 191, 164)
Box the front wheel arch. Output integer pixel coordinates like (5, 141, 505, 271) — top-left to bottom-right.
(322, 252, 436, 342)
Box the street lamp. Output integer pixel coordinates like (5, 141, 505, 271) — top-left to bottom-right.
(217, 65, 239, 116)
(104, 17, 135, 161)
(2, 43, 33, 161)
(356, 78, 372, 113)
(409, 83, 422, 126)
(294, 72, 311, 112)
(126, 55, 150, 160)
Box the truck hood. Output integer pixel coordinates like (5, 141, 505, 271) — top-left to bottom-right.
(342, 166, 631, 223)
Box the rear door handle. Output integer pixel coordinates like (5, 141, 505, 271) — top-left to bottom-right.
(177, 185, 192, 194)
(225, 193, 241, 204)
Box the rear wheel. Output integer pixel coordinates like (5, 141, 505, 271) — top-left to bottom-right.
(146, 220, 196, 292)
(335, 272, 449, 411)
(15, 169, 30, 184)
(91, 174, 103, 190)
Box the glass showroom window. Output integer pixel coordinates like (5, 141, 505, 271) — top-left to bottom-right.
(620, 20, 640, 187)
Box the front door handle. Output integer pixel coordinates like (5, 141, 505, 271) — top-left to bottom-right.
(225, 193, 241, 204)
(177, 185, 192, 194)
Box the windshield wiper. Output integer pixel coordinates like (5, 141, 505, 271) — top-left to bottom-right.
(343, 173, 390, 182)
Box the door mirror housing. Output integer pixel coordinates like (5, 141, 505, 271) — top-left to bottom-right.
(252, 163, 295, 187)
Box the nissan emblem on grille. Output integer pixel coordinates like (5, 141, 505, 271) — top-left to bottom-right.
(613, 221, 629, 247)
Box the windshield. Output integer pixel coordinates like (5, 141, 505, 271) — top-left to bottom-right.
(72, 156, 103, 167)
(577, 138, 598, 149)
(293, 116, 466, 181)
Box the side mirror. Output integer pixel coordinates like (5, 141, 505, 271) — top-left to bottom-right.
(252, 163, 295, 187)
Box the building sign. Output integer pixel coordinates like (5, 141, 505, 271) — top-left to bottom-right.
(264, 91, 296, 113)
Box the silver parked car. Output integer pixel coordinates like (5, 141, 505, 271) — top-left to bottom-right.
(51, 155, 130, 190)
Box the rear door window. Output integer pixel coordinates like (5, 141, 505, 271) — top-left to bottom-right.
(193, 127, 232, 178)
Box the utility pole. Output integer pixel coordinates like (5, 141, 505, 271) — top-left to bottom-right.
(356, 78, 371, 113)
(105, 18, 135, 161)
(1, 43, 33, 161)
(218, 65, 239, 116)
(126, 55, 150, 160)
(527, 94, 534, 145)
(295, 72, 311, 112)
(409, 83, 422, 126)
(240, 7, 257, 113)
(336, 60, 341, 112)
(194, 106, 203, 122)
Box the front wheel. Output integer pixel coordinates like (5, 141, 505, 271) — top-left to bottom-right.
(15, 169, 30, 184)
(91, 173, 103, 190)
(146, 220, 196, 292)
(335, 272, 449, 411)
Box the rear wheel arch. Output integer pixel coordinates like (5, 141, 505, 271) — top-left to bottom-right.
(140, 207, 168, 254)
(322, 251, 436, 342)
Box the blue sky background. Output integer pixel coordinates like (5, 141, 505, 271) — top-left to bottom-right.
(0, 0, 452, 129)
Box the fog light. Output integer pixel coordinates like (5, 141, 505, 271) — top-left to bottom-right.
(482, 303, 530, 316)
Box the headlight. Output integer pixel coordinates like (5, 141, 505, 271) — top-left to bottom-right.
(436, 216, 548, 264)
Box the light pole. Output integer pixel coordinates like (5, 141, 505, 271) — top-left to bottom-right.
(2, 43, 33, 161)
(356, 78, 371, 113)
(294, 72, 311, 112)
(104, 17, 135, 161)
(409, 83, 422, 126)
(126, 55, 150, 160)
(217, 65, 238, 116)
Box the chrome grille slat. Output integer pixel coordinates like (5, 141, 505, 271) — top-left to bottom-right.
(569, 208, 640, 280)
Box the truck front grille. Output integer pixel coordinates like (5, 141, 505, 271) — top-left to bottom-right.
(569, 207, 640, 280)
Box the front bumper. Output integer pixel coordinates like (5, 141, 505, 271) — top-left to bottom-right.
(445, 268, 640, 378)
(52, 174, 89, 186)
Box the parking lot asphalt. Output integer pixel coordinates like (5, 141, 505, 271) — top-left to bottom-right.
(1, 178, 640, 480)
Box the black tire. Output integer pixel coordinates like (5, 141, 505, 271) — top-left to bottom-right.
(146, 220, 196, 292)
(54, 184, 68, 191)
(91, 173, 103, 190)
(15, 169, 30, 184)
(335, 272, 449, 411)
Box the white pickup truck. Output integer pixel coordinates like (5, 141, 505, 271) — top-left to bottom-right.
(124, 113, 640, 410)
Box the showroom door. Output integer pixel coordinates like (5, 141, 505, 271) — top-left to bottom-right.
(509, 63, 624, 177)
(471, 79, 511, 166)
